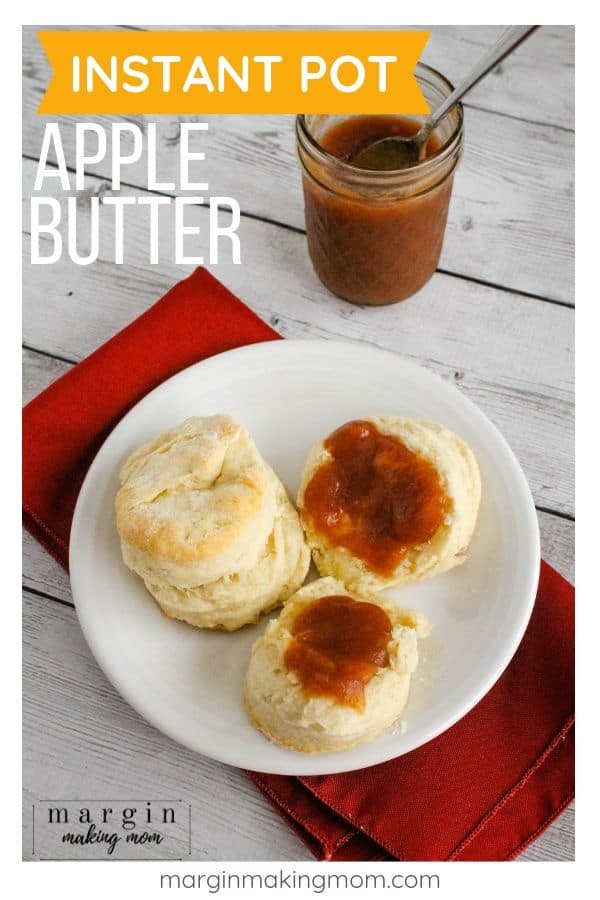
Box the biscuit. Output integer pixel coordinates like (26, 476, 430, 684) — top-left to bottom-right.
(245, 577, 430, 753)
(297, 416, 481, 592)
(116, 415, 277, 588)
(139, 476, 311, 631)
(116, 415, 311, 630)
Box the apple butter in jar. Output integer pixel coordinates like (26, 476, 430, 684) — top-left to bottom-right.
(296, 64, 464, 306)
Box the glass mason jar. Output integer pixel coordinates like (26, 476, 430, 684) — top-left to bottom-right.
(296, 64, 464, 306)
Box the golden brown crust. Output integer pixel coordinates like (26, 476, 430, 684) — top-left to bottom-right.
(115, 415, 277, 586)
(116, 416, 311, 631)
(138, 476, 310, 631)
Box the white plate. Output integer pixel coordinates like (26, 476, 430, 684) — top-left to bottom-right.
(70, 339, 540, 776)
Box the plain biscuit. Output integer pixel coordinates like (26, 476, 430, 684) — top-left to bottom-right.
(138, 475, 310, 631)
(116, 415, 277, 587)
(116, 415, 311, 630)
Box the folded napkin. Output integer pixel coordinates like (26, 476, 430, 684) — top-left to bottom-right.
(23, 268, 574, 861)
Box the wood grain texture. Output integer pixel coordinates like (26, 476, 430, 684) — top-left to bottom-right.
(22, 27, 574, 303)
(22, 24, 574, 861)
(22, 344, 574, 593)
(22, 503, 574, 608)
(22, 163, 574, 516)
(22, 339, 574, 860)
(24, 25, 574, 129)
(22, 592, 310, 862)
(22, 590, 574, 861)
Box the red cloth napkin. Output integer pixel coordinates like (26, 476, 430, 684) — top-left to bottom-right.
(23, 268, 574, 862)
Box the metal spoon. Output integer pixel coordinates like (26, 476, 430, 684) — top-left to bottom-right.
(350, 25, 540, 171)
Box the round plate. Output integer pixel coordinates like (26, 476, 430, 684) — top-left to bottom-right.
(70, 339, 540, 776)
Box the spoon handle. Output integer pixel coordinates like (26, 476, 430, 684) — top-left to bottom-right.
(428, 25, 540, 130)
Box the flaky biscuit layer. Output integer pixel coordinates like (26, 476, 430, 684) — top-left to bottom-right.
(116, 415, 277, 586)
(138, 476, 310, 630)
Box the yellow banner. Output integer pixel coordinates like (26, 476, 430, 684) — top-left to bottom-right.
(37, 30, 430, 115)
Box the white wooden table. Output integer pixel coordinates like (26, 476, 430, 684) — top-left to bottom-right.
(22, 25, 574, 861)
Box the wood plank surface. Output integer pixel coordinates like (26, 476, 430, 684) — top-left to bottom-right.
(22, 162, 574, 517)
(22, 590, 574, 862)
(22, 27, 574, 303)
(23, 25, 575, 129)
(22, 338, 575, 590)
(22, 24, 574, 862)
(21, 340, 575, 862)
(22, 592, 309, 862)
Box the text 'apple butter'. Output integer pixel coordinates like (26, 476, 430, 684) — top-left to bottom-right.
(303, 420, 448, 576)
(284, 595, 392, 710)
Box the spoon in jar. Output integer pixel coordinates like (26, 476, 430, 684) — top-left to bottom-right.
(350, 25, 540, 171)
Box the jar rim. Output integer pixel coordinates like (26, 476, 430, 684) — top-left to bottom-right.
(296, 62, 464, 181)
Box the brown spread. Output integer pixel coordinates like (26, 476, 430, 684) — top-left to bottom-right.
(320, 114, 441, 166)
(301, 115, 454, 305)
(303, 420, 448, 576)
(284, 594, 392, 709)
